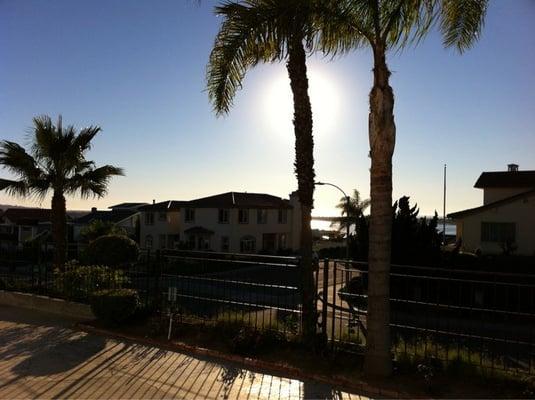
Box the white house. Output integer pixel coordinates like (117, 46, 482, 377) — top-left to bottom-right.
(138, 191, 302, 254)
(448, 164, 535, 256)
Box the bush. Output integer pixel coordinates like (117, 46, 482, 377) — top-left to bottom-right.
(54, 262, 128, 302)
(91, 288, 140, 326)
(83, 234, 139, 267)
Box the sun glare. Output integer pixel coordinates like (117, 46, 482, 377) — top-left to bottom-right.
(262, 67, 342, 141)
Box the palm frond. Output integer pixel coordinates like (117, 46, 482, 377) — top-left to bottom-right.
(440, 0, 488, 52)
(0, 140, 44, 180)
(0, 178, 29, 197)
(66, 165, 124, 199)
(73, 125, 101, 153)
(207, 1, 285, 115)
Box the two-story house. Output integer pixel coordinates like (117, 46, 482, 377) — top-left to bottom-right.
(138, 191, 301, 254)
(448, 164, 535, 255)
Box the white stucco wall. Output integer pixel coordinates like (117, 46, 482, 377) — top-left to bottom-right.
(139, 210, 181, 249)
(138, 201, 300, 254)
(455, 192, 535, 256)
(180, 207, 295, 253)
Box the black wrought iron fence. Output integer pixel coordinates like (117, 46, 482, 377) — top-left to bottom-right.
(155, 249, 302, 334)
(2, 248, 535, 376)
(319, 259, 535, 376)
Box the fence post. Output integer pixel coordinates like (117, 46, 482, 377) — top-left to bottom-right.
(321, 258, 329, 342)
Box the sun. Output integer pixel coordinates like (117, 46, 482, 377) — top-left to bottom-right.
(262, 67, 342, 140)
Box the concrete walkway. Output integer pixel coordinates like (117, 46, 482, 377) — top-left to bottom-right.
(0, 306, 367, 399)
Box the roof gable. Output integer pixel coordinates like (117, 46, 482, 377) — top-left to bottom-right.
(448, 189, 535, 219)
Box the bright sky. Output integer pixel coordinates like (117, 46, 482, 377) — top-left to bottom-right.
(1, 0, 534, 217)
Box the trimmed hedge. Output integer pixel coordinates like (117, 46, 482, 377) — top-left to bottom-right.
(90, 288, 140, 326)
(83, 234, 139, 267)
(54, 262, 128, 302)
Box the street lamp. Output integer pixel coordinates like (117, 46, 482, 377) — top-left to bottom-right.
(315, 181, 351, 260)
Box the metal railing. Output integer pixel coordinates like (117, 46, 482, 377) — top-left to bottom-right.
(1, 248, 534, 375)
(319, 259, 535, 375)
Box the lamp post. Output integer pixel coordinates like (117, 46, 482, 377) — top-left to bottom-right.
(315, 181, 351, 260)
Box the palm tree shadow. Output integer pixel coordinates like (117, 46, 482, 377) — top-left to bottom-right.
(10, 331, 107, 377)
(303, 381, 344, 400)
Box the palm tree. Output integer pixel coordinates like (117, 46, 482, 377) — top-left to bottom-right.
(206, 0, 337, 344)
(321, 0, 488, 376)
(331, 189, 370, 234)
(0, 115, 124, 269)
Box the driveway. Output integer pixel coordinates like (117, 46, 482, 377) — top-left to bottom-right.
(0, 306, 367, 399)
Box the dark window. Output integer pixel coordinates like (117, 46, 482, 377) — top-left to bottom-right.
(278, 209, 288, 224)
(218, 209, 229, 223)
(257, 209, 268, 224)
(278, 233, 287, 249)
(240, 236, 256, 253)
(145, 235, 153, 249)
(238, 209, 249, 224)
(185, 208, 195, 223)
(145, 212, 154, 225)
(481, 222, 516, 243)
(158, 212, 167, 221)
(221, 236, 230, 252)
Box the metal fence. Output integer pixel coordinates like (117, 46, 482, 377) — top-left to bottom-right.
(1, 249, 534, 376)
(153, 249, 302, 334)
(319, 259, 535, 376)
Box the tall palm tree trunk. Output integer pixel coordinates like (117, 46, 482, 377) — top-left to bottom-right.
(364, 43, 395, 377)
(287, 37, 316, 346)
(51, 190, 67, 270)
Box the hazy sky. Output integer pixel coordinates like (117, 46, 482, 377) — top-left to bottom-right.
(1, 0, 534, 217)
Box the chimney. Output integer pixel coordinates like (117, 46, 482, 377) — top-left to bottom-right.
(508, 163, 519, 172)
(152, 199, 156, 205)
(91, 207, 97, 213)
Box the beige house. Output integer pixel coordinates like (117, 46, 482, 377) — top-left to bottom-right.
(448, 164, 535, 256)
(139, 191, 301, 254)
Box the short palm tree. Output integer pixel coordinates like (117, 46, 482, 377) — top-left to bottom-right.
(206, 0, 337, 343)
(331, 189, 370, 234)
(321, 0, 488, 376)
(0, 115, 124, 268)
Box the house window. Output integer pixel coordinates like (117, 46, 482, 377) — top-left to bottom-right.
(185, 208, 195, 223)
(145, 235, 153, 249)
(279, 233, 287, 249)
(145, 212, 154, 226)
(158, 211, 167, 221)
(240, 235, 256, 253)
(187, 235, 196, 249)
(257, 209, 267, 224)
(238, 209, 249, 224)
(278, 209, 288, 224)
(221, 236, 230, 252)
(158, 234, 166, 249)
(218, 209, 229, 224)
(198, 236, 210, 250)
(481, 222, 516, 243)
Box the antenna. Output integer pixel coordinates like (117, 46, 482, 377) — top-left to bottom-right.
(443, 164, 447, 245)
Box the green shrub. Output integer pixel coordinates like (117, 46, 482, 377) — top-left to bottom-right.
(91, 288, 140, 326)
(83, 234, 139, 267)
(54, 262, 128, 301)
